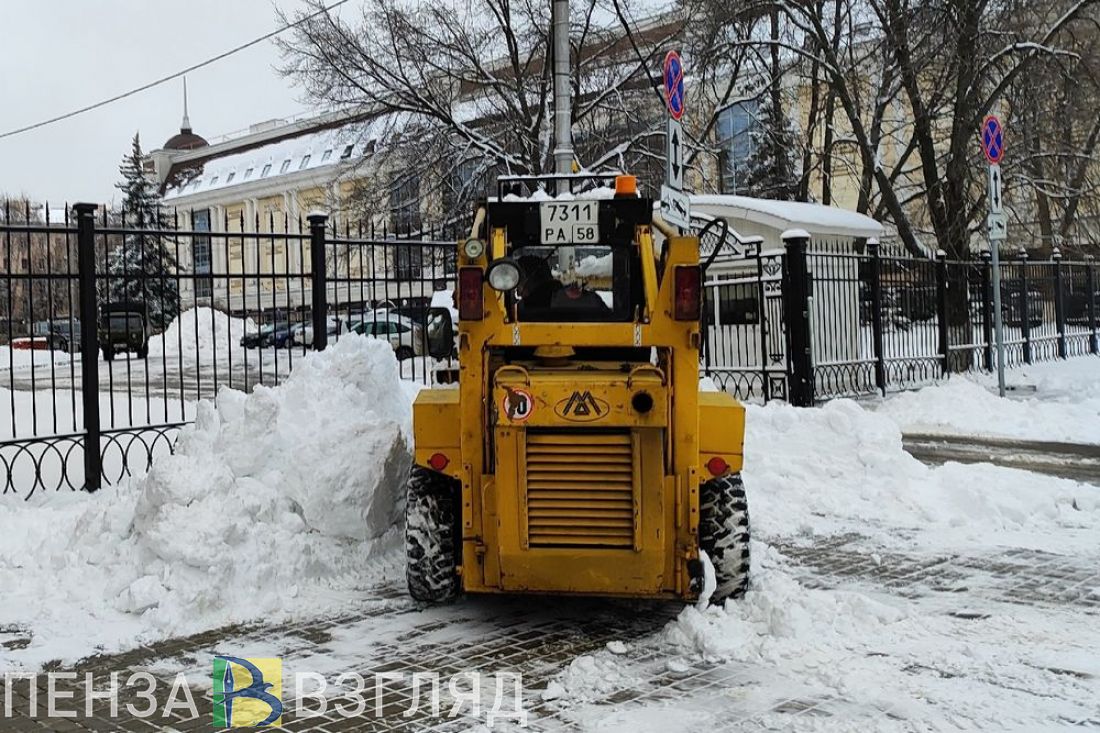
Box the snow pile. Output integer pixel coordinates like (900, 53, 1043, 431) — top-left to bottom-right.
(744, 399, 1099, 551)
(876, 362, 1100, 443)
(0, 336, 411, 669)
(541, 652, 644, 704)
(147, 307, 257, 365)
(664, 547, 905, 665)
(575, 253, 613, 278)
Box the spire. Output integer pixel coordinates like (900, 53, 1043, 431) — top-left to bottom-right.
(181, 77, 191, 133)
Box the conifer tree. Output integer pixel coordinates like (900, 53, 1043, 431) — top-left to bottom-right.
(104, 133, 180, 329)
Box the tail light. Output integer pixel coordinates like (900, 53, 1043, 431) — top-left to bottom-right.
(674, 265, 701, 321)
(458, 267, 484, 321)
(428, 452, 450, 472)
(706, 456, 730, 477)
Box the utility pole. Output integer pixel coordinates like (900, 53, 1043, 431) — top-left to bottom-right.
(552, 0, 573, 182)
(551, 0, 575, 273)
(981, 111, 1008, 397)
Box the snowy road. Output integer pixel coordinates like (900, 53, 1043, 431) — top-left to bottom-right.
(2, 344, 1097, 730)
(4, 531, 1097, 731)
(904, 432, 1100, 485)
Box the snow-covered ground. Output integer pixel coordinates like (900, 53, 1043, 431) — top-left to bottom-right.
(0, 337, 413, 669)
(1, 353, 1098, 729)
(876, 356, 1100, 443)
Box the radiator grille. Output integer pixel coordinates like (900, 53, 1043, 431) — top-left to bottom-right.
(525, 432, 636, 548)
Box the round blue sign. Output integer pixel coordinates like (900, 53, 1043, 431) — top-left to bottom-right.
(663, 51, 685, 120)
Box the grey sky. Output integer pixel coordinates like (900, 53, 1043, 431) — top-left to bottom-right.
(0, 0, 319, 205)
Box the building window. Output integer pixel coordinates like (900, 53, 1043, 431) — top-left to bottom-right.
(298, 155, 311, 170)
(321, 149, 333, 163)
(244, 167, 254, 180)
(717, 100, 758, 194)
(280, 159, 292, 174)
(261, 163, 272, 178)
(389, 170, 422, 233)
(226, 172, 236, 184)
(192, 209, 214, 299)
(340, 144, 355, 159)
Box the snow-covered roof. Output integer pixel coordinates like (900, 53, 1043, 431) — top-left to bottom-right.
(691, 195, 883, 239)
(163, 123, 374, 201)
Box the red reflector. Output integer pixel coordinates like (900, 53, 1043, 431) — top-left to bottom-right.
(674, 265, 701, 321)
(458, 267, 483, 321)
(706, 456, 730, 477)
(428, 452, 450, 471)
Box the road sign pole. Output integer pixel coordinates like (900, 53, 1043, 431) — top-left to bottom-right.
(661, 50, 689, 232)
(982, 113, 1008, 397)
(989, 231, 1006, 397)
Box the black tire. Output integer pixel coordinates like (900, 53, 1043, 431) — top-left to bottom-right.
(699, 473, 751, 603)
(395, 345, 415, 361)
(102, 347, 114, 362)
(405, 465, 460, 603)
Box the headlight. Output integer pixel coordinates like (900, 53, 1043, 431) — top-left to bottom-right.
(463, 238, 485, 259)
(486, 258, 522, 292)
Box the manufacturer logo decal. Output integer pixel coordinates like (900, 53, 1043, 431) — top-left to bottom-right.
(502, 387, 535, 422)
(555, 391, 610, 422)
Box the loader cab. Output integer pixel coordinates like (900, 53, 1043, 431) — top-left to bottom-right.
(408, 173, 750, 606)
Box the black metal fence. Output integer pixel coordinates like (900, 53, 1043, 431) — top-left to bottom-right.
(704, 233, 1099, 404)
(2, 201, 458, 498)
(3, 204, 1099, 499)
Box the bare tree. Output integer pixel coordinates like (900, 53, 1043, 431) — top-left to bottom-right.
(278, 0, 677, 222)
(1008, 5, 1100, 255)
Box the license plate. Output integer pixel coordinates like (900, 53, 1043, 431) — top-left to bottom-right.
(540, 201, 599, 245)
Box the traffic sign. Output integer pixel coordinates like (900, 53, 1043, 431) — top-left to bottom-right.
(987, 211, 1008, 241)
(663, 51, 685, 120)
(660, 185, 690, 229)
(666, 117, 684, 191)
(981, 115, 1005, 164)
(988, 163, 1003, 214)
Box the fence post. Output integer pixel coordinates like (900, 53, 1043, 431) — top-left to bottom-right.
(781, 230, 814, 407)
(308, 212, 329, 351)
(1052, 248, 1067, 359)
(935, 249, 950, 375)
(867, 239, 886, 396)
(1087, 255, 1098, 355)
(979, 250, 994, 371)
(754, 242, 770, 402)
(74, 203, 101, 493)
(1019, 247, 1032, 364)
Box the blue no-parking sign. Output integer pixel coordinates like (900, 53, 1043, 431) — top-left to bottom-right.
(981, 115, 1005, 164)
(663, 51, 685, 120)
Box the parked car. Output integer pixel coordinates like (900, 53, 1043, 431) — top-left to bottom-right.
(264, 323, 296, 349)
(31, 320, 81, 353)
(98, 303, 148, 361)
(348, 315, 424, 359)
(239, 322, 295, 349)
(240, 325, 275, 349)
(292, 317, 351, 347)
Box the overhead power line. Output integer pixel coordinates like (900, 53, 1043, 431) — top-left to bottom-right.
(0, 0, 349, 141)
